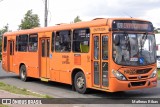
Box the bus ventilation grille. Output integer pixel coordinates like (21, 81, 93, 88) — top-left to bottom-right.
(131, 81, 146, 86)
(136, 68, 151, 74)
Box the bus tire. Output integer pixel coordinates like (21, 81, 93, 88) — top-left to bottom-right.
(20, 65, 27, 82)
(74, 72, 87, 94)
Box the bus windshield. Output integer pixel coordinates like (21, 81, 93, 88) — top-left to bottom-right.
(113, 33, 156, 66)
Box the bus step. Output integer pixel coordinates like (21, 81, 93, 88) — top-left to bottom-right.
(40, 78, 49, 82)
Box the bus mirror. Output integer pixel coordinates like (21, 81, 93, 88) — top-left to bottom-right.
(114, 35, 120, 46)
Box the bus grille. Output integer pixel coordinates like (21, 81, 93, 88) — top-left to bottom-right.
(128, 76, 148, 80)
(136, 68, 151, 74)
(131, 81, 146, 86)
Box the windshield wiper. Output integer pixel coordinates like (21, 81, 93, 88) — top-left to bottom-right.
(140, 32, 148, 53)
(140, 32, 149, 65)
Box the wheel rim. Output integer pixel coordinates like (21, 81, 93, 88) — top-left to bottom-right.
(21, 69, 25, 79)
(76, 76, 84, 89)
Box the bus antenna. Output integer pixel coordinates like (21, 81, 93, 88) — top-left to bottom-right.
(123, 12, 133, 18)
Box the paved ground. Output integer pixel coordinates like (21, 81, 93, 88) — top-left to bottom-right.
(0, 64, 160, 107)
(0, 90, 34, 98)
(0, 90, 160, 107)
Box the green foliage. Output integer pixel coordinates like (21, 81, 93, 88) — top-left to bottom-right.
(154, 27, 160, 34)
(74, 16, 82, 23)
(0, 38, 2, 58)
(0, 24, 9, 36)
(19, 10, 40, 30)
(0, 24, 9, 59)
(154, 29, 159, 33)
(158, 69, 160, 80)
(0, 82, 52, 98)
(44, 95, 52, 98)
(0, 104, 9, 107)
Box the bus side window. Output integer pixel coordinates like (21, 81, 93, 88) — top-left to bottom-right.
(55, 30, 71, 52)
(16, 36, 18, 51)
(18, 34, 28, 52)
(3, 36, 7, 52)
(102, 36, 108, 60)
(72, 28, 90, 53)
(51, 32, 55, 52)
(28, 34, 38, 52)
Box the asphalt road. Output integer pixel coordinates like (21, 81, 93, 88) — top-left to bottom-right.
(0, 64, 160, 106)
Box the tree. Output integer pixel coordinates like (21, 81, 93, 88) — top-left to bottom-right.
(0, 24, 10, 59)
(19, 10, 40, 30)
(0, 24, 9, 36)
(154, 27, 160, 34)
(74, 16, 82, 23)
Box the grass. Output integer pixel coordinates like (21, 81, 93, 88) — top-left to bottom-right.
(0, 105, 9, 107)
(158, 69, 160, 80)
(0, 82, 52, 98)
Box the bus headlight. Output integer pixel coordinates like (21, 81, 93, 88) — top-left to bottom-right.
(150, 69, 157, 78)
(112, 70, 127, 81)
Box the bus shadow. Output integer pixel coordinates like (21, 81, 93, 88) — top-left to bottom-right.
(7, 76, 160, 98)
(9, 76, 73, 91)
(0, 75, 18, 80)
(32, 80, 160, 98)
(88, 87, 160, 98)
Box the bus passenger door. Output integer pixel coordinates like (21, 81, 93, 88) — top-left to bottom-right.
(40, 38, 50, 79)
(8, 40, 14, 72)
(92, 34, 109, 89)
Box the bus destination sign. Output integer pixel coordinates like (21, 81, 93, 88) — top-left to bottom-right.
(112, 20, 153, 32)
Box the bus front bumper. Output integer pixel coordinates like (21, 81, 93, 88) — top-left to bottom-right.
(109, 77, 157, 92)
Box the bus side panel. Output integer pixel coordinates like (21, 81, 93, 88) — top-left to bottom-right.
(50, 53, 60, 82)
(13, 52, 20, 75)
(2, 52, 8, 71)
(50, 53, 72, 84)
(49, 53, 92, 87)
(27, 52, 39, 78)
(14, 52, 39, 78)
(76, 54, 92, 88)
(4, 36, 16, 72)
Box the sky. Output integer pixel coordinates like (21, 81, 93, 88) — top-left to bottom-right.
(0, 0, 160, 31)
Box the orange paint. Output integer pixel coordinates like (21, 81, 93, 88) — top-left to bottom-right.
(2, 18, 157, 92)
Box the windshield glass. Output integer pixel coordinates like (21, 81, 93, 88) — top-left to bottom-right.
(113, 33, 156, 66)
(157, 56, 160, 61)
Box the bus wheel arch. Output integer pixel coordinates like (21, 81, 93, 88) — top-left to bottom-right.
(19, 63, 28, 82)
(71, 68, 88, 94)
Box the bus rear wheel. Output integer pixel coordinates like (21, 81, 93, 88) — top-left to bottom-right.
(20, 65, 27, 82)
(74, 72, 87, 94)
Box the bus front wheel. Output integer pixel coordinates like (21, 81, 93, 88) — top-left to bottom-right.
(20, 65, 27, 82)
(74, 72, 87, 94)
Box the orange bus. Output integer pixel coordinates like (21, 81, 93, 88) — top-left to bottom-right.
(2, 18, 158, 94)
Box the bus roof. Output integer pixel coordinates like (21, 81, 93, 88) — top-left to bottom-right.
(4, 18, 150, 36)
